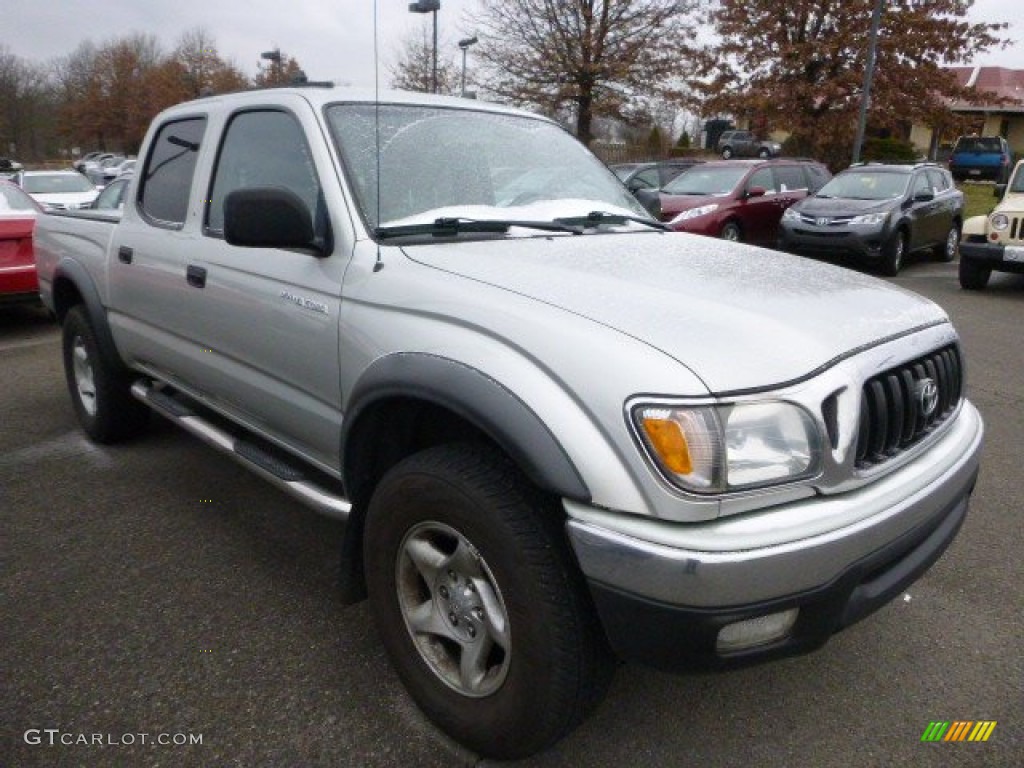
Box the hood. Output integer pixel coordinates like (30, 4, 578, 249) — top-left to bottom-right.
(402, 232, 947, 393)
(794, 196, 897, 216)
(659, 193, 723, 216)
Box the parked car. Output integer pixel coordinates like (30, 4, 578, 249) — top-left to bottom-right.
(0, 157, 24, 180)
(778, 162, 964, 276)
(611, 160, 704, 218)
(98, 158, 135, 186)
(958, 158, 1024, 289)
(86, 155, 127, 187)
(716, 130, 782, 159)
(74, 151, 105, 173)
(20, 170, 99, 211)
(948, 135, 1012, 183)
(659, 158, 831, 244)
(611, 160, 702, 193)
(90, 175, 132, 211)
(0, 180, 44, 305)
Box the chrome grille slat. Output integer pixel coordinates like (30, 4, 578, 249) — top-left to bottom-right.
(855, 344, 963, 469)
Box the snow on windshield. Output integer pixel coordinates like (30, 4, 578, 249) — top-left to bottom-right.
(326, 104, 646, 229)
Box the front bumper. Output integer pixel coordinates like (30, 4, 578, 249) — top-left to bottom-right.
(566, 400, 983, 669)
(778, 222, 889, 259)
(960, 240, 1024, 273)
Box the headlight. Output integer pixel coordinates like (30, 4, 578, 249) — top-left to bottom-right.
(782, 207, 801, 221)
(850, 212, 889, 226)
(633, 401, 821, 494)
(670, 204, 719, 224)
(990, 213, 1009, 231)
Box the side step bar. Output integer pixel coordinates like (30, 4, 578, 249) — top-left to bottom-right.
(130, 380, 352, 521)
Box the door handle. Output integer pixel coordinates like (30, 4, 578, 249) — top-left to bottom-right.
(186, 264, 207, 288)
(117, 246, 133, 264)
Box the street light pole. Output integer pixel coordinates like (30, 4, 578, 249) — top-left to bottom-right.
(458, 36, 478, 98)
(852, 0, 884, 165)
(260, 48, 282, 84)
(409, 1, 441, 93)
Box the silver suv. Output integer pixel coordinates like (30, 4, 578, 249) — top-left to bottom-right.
(716, 129, 782, 159)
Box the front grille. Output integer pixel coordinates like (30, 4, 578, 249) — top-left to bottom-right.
(797, 213, 855, 226)
(855, 344, 962, 469)
(1009, 216, 1021, 242)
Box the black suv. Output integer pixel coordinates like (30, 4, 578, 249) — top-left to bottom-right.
(777, 163, 964, 275)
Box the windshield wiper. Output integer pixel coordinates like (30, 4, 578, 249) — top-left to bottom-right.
(554, 211, 670, 231)
(375, 216, 583, 240)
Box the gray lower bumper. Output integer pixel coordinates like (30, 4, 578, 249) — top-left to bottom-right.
(565, 401, 983, 610)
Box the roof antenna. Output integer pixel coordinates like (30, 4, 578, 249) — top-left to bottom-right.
(373, 0, 384, 272)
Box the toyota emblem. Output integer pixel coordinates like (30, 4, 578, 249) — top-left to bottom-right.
(916, 378, 939, 418)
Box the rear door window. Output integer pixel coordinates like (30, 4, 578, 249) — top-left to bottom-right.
(139, 117, 206, 227)
(774, 165, 807, 193)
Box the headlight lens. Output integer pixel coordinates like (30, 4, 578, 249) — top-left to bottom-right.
(634, 401, 821, 494)
(990, 213, 1009, 231)
(850, 212, 889, 226)
(670, 203, 719, 224)
(782, 207, 801, 221)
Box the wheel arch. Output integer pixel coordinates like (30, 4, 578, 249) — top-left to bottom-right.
(341, 353, 591, 512)
(51, 258, 126, 372)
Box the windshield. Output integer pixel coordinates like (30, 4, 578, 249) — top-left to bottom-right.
(23, 173, 95, 194)
(816, 171, 908, 200)
(954, 137, 1003, 153)
(326, 103, 646, 231)
(661, 166, 747, 196)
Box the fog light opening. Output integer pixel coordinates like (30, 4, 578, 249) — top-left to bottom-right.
(716, 608, 799, 653)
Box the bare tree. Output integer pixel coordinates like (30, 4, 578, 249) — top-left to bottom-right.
(389, 28, 458, 94)
(468, 0, 701, 145)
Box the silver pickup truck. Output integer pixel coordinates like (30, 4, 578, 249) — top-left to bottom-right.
(34, 86, 983, 759)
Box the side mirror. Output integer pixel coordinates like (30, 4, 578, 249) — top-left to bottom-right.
(994, 184, 1007, 198)
(224, 187, 325, 255)
(745, 186, 766, 198)
(913, 190, 935, 202)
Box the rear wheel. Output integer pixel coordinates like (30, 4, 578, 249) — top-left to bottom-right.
(720, 221, 742, 242)
(364, 444, 613, 759)
(959, 257, 991, 290)
(61, 305, 148, 442)
(757, 147, 770, 159)
(879, 229, 906, 276)
(934, 223, 959, 262)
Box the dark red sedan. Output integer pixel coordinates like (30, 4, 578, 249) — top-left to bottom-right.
(659, 159, 831, 245)
(0, 180, 44, 305)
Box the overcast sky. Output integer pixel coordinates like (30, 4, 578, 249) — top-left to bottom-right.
(2, 0, 1022, 88)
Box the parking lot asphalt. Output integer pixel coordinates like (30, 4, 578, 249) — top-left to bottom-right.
(2, 262, 1021, 767)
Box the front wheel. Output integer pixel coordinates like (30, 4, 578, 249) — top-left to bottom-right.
(364, 444, 612, 759)
(880, 229, 906, 276)
(720, 221, 742, 242)
(757, 148, 770, 158)
(721, 147, 733, 159)
(61, 305, 148, 442)
(959, 258, 991, 290)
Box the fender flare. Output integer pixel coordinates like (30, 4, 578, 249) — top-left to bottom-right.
(52, 258, 127, 371)
(343, 353, 590, 502)
(961, 214, 988, 238)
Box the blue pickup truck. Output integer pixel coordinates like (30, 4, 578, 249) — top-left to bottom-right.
(948, 135, 1012, 182)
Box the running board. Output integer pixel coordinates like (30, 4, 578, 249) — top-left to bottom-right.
(130, 380, 352, 521)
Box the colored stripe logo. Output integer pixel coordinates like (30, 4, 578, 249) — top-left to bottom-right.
(921, 721, 997, 742)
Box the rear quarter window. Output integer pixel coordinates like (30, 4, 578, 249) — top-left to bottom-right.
(139, 117, 206, 227)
